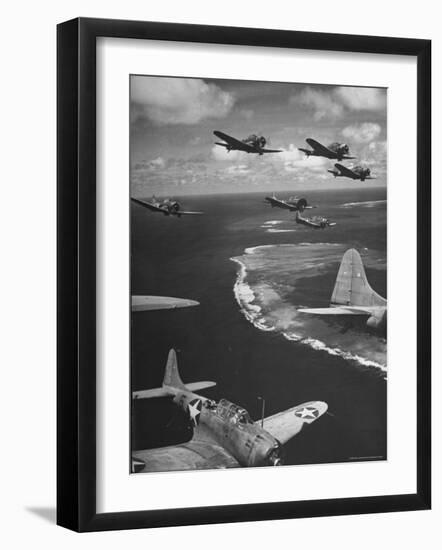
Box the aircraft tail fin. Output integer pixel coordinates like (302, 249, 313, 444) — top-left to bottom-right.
(132, 349, 216, 400)
(331, 249, 386, 308)
(162, 349, 187, 391)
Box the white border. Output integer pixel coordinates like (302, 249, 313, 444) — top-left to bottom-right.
(97, 37, 417, 513)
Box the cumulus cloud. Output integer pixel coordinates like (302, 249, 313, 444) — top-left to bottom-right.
(342, 123, 382, 144)
(335, 87, 386, 111)
(211, 145, 244, 161)
(225, 164, 251, 175)
(131, 77, 235, 125)
(294, 88, 344, 121)
(291, 86, 386, 120)
(278, 144, 329, 172)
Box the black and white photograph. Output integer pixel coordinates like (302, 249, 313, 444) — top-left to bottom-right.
(130, 76, 387, 473)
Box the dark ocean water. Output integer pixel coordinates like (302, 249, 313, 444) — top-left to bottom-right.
(131, 187, 387, 466)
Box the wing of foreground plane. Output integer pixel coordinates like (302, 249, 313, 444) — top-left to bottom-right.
(131, 295, 200, 311)
(132, 438, 239, 472)
(261, 401, 328, 445)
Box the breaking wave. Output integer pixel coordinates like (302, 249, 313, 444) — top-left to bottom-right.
(231, 243, 387, 377)
(341, 200, 387, 209)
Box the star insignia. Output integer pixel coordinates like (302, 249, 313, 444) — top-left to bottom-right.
(295, 406, 319, 420)
(188, 399, 202, 426)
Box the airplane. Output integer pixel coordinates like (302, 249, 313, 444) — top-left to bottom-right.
(132, 349, 328, 472)
(131, 295, 199, 312)
(213, 131, 282, 155)
(298, 138, 356, 161)
(328, 163, 375, 182)
(295, 210, 336, 229)
(131, 196, 203, 217)
(264, 194, 315, 212)
(298, 248, 387, 331)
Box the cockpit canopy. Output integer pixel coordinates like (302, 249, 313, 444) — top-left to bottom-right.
(216, 398, 253, 425)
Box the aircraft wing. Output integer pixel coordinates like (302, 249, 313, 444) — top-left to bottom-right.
(213, 131, 254, 152)
(175, 210, 204, 216)
(334, 163, 357, 178)
(132, 439, 239, 472)
(261, 401, 328, 445)
(261, 148, 283, 153)
(266, 196, 290, 209)
(131, 197, 165, 213)
(306, 138, 335, 157)
(131, 295, 200, 311)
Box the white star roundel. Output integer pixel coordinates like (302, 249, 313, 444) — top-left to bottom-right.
(294, 406, 319, 420)
(188, 399, 202, 426)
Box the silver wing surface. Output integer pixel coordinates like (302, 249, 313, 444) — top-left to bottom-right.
(213, 131, 255, 153)
(260, 401, 328, 445)
(131, 295, 200, 312)
(132, 439, 239, 472)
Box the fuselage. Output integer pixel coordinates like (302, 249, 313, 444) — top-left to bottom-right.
(172, 390, 283, 467)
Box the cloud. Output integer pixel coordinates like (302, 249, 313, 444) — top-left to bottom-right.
(342, 123, 382, 144)
(211, 145, 243, 161)
(278, 144, 329, 172)
(294, 88, 344, 121)
(239, 109, 254, 120)
(335, 87, 386, 111)
(225, 164, 251, 175)
(131, 77, 235, 125)
(291, 86, 386, 120)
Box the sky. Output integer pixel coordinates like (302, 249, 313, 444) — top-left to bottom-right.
(130, 76, 387, 197)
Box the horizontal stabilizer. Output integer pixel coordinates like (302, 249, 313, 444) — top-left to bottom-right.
(298, 307, 368, 316)
(133, 387, 174, 399)
(132, 349, 216, 400)
(185, 381, 217, 392)
(261, 401, 328, 444)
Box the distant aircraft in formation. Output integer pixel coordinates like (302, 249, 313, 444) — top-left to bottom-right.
(132, 349, 328, 472)
(131, 196, 203, 217)
(328, 163, 376, 182)
(298, 138, 356, 161)
(214, 131, 282, 155)
(131, 295, 199, 312)
(295, 210, 336, 229)
(264, 194, 315, 212)
(299, 248, 387, 331)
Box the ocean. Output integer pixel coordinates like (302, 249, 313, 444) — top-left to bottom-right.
(131, 187, 387, 466)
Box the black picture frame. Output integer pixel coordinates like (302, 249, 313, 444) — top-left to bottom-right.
(57, 17, 431, 532)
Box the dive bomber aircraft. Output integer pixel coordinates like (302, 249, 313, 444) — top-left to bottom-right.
(131, 196, 203, 217)
(299, 138, 356, 161)
(214, 131, 282, 155)
(328, 163, 375, 182)
(299, 248, 387, 331)
(295, 210, 336, 229)
(132, 349, 328, 472)
(265, 194, 315, 212)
